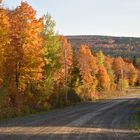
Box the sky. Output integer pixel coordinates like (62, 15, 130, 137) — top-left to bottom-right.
(3, 0, 140, 37)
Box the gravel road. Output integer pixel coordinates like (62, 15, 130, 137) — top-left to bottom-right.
(0, 93, 140, 140)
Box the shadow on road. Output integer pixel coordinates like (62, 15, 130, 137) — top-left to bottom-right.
(0, 128, 139, 140)
(0, 96, 140, 140)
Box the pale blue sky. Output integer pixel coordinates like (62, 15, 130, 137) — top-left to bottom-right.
(3, 0, 140, 37)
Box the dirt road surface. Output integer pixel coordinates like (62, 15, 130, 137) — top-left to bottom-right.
(0, 93, 140, 140)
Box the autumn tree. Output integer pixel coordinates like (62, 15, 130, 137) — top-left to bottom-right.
(112, 57, 125, 83)
(1, 2, 44, 109)
(6, 2, 44, 90)
(54, 36, 73, 87)
(96, 50, 104, 66)
(0, 6, 10, 86)
(118, 78, 129, 90)
(96, 51, 110, 91)
(137, 70, 140, 85)
(46, 36, 73, 106)
(43, 14, 60, 96)
(104, 57, 115, 90)
(133, 57, 140, 69)
(126, 63, 137, 86)
(97, 66, 110, 91)
(77, 45, 98, 100)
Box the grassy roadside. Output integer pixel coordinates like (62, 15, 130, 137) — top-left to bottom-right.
(130, 88, 140, 132)
(132, 107, 140, 133)
(130, 87, 140, 132)
(0, 88, 139, 121)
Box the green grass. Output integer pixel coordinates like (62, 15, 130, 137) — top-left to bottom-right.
(132, 107, 140, 133)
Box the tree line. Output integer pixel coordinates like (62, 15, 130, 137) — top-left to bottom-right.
(0, 2, 138, 119)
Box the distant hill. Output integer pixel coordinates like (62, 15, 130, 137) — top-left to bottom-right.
(66, 35, 140, 58)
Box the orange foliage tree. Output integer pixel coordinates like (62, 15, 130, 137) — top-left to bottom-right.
(77, 45, 98, 100)
(0, 6, 10, 86)
(5, 2, 44, 90)
(0, 2, 44, 110)
(125, 63, 137, 86)
(96, 51, 110, 91)
(97, 66, 110, 91)
(112, 57, 125, 83)
(54, 36, 73, 87)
